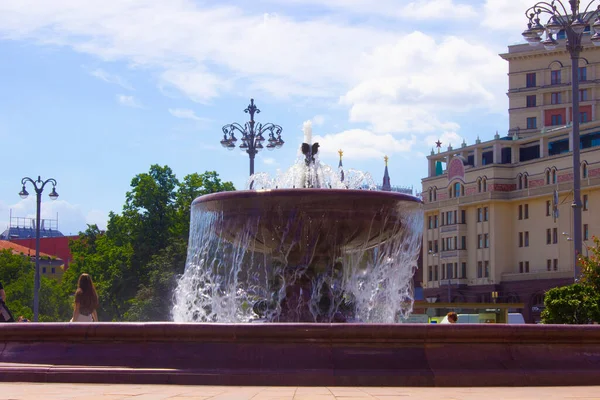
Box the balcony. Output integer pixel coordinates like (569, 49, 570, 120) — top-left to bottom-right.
(501, 269, 572, 282)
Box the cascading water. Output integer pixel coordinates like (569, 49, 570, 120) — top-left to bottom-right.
(172, 121, 423, 323)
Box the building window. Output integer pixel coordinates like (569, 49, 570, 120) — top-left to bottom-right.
(434, 265, 439, 281)
(553, 227, 558, 244)
(525, 261, 530, 273)
(551, 114, 563, 126)
(551, 70, 561, 85)
(483, 178, 487, 192)
(428, 266, 433, 282)
(546, 228, 552, 244)
(519, 232, 524, 247)
(526, 72, 536, 87)
(519, 261, 524, 273)
(579, 89, 588, 101)
(581, 112, 588, 123)
(51, 267, 55, 274)
(478, 262, 483, 278)
(523, 175, 528, 188)
(441, 264, 446, 280)
(518, 205, 523, 220)
(478, 234, 483, 249)
(478, 179, 482, 193)
(525, 231, 529, 247)
(484, 261, 490, 278)
(461, 236, 467, 250)
(546, 170, 551, 184)
(551, 92, 562, 104)
(42, 267, 47, 273)
(546, 200, 551, 216)
(461, 262, 467, 278)
(434, 240, 439, 253)
(527, 117, 537, 129)
(553, 259, 558, 271)
(583, 163, 588, 179)
(584, 224, 589, 241)
(524, 204, 529, 219)
(583, 194, 588, 211)
(428, 241, 433, 252)
(579, 66, 587, 82)
(477, 208, 482, 222)
(484, 207, 489, 221)
(526, 95, 536, 107)
(547, 259, 552, 271)
(484, 233, 489, 248)
(461, 210, 466, 224)
(552, 169, 557, 184)
(518, 174, 523, 190)
(428, 216, 432, 229)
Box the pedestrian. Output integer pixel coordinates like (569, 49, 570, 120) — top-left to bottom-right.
(70, 273, 99, 322)
(0, 281, 15, 322)
(441, 311, 458, 324)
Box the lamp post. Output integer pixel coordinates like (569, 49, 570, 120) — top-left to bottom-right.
(563, 231, 590, 257)
(19, 176, 59, 322)
(220, 98, 284, 176)
(522, 0, 600, 280)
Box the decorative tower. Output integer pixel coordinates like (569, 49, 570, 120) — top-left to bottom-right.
(338, 149, 345, 183)
(382, 155, 391, 191)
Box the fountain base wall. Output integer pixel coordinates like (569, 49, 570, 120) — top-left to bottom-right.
(1, 323, 600, 386)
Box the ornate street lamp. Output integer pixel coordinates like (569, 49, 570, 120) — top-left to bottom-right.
(220, 98, 284, 176)
(522, 0, 600, 280)
(19, 176, 59, 322)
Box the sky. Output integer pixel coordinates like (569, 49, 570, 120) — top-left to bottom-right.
(0, 0, 534, 236)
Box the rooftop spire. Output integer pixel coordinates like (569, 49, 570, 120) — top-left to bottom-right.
(382, 155, 391, 191)
(338, 149, 344, 183)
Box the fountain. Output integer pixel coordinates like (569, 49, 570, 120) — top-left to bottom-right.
(173, 121, 423, 323)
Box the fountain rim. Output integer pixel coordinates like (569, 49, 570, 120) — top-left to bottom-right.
(192, 188, 423, 206)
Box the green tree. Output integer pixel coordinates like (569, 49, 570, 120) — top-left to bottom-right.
(1, 250, 70, 321)
(542, 236, 600, 324)
(65, 166, 234, 321)
(541, 284, 600, 324)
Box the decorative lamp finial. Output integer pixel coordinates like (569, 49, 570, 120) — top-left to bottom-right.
(338, 149, 343, 161)
(384, 155, 389, 166)
(435, 139, 442, 154)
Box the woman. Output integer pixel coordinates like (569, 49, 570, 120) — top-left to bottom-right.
(71, 273, 99, 322)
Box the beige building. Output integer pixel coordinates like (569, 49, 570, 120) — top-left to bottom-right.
(421, 32, 600, 322)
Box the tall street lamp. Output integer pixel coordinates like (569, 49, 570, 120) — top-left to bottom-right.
(220, 98, 284, 176)
(522, 0, 600, 280)
(19, 176, 59, 322)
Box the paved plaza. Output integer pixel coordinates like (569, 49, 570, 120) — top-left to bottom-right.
(0, 384, 599, 400)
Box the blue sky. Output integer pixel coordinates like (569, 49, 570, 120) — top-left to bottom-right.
(0, 0, 531, 235)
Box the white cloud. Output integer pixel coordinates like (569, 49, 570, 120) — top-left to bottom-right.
(262, 157, 277, 166)
(168, 108, 205, 121)
(88, 67, 133, 90)
(116, 94, 142, 108)
(314, 129, 417, 160)
(312, 115, 325, 126)
(0, 1, 510, 160)
(265, 0, 476, 20)
(482, 0, 534, 33)
(341, 32, 506, 135)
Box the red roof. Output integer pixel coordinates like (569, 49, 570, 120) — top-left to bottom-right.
(0, 240, 58, 259)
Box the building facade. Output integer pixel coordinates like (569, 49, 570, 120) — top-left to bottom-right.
(421, 32, 600, 323)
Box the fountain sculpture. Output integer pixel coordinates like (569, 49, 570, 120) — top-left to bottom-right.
(173, 121, 423, 323)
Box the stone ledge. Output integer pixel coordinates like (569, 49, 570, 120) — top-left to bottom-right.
(1, 323, 599, 386)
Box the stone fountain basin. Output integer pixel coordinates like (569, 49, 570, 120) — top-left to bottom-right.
(191, 189, 422, 257)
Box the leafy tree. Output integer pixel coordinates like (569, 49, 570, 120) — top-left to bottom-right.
(1, 250, 70, 321)
(541, 284, 600, 324)
(65, 166, 234, 321)
(542, 236, 600, 324)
